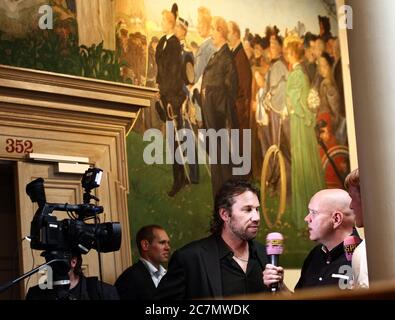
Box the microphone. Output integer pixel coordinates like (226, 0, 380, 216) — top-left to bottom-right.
(266, 232, 284, 292)
(343, 235, 361, 262)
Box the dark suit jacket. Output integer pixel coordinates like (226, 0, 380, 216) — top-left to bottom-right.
(155, 34, 184, 99)
(201, 43, 239, 130)
(115, 260, 156, 300)
(155, 235, 268, 300)
(232, 42, 252, 130)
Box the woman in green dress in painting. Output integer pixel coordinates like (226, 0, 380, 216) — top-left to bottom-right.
(284, 36, 325, 229)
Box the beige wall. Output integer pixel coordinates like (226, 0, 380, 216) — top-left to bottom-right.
(284, 269, 301, 291)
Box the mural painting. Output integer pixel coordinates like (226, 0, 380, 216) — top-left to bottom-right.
(0, 0, 350, 267)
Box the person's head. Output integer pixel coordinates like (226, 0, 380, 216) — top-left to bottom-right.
(313, 38, 325, 60)
(332, 37, 341, 61)
(305, 189, 355, 250)
(252, 35, 269, 61)
(326, 36, 336, 58)
(136, 225, 170, 267)
(70, 253, 83, 277)
(316, 113, 334, 142)
(149, 36, 159, 51)
(210, 16, 228, 48)
(269, 36, 283, 61)
(211, 180, 260, 241)
(285, 37, 304, 65)
(243, 39, 253, 59)
(161, 10, 176, 34)
(345, 169, 364, 227)
(197, 7, 212, 38)
(227, 21, 241, 48)
(318, 52, 334, 80)
(175, 17, 188, 41)
(303, 32, 318, 63)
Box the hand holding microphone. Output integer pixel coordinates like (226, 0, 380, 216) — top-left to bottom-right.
(264, 232, 284, 292)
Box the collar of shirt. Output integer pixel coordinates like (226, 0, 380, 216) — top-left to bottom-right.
(292, 62, 300, 70)
(201, 37, 212, 45)
(216, 235, 258, 260)
(231, 41, 242, 52)
(166, 34, 174, 40)
(320, 241, 346, 263)
(140, 258, 166, 278)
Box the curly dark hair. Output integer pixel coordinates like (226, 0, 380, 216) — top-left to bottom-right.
(210, 180, 260, 235)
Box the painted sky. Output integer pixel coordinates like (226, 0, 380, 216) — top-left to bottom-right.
(144, 0, 338, 36)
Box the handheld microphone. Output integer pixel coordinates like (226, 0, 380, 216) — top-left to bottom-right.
(266, 232, 284, 292)
(343, 235, 361, 262)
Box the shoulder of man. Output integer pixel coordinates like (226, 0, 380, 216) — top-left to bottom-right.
(303, 244, 323, 264)
(26, 284, 55, 300)
(115, 260, 146, 283)
(86, 276, 119, 300)
(171, 235, 217, 259)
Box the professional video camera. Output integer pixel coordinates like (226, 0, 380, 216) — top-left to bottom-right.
(26, 167, 121, 255)
(24, 167, 121, 299)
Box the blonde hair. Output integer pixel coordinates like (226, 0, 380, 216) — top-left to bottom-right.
(284, 32, 304, 60)
(162, 10, 176, 28)
(212, 16, 228, 40)
(344, 168, 360, 191)
(198, 7, 211, 28)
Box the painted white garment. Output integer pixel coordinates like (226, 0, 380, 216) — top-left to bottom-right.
(76, 0, 115, 50)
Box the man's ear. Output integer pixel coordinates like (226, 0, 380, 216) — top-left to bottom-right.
(70, 256, 78, 269)
(332, 211, 343, 229)
(141, 239, 150, 252)
(219, 208, 230, 223)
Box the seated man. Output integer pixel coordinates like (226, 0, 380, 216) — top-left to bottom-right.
(26, 252, 119, 300)
(115, 225, 170, 299)
(155, 180, 270, 299)
(264, 189, 357, 291)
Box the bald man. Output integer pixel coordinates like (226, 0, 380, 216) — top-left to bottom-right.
(263, 189, 358, 291)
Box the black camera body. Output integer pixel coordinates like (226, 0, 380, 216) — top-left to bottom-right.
(26, 168, 121, 255)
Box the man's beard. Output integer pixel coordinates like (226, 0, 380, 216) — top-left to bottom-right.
(229, 220, 259, 241)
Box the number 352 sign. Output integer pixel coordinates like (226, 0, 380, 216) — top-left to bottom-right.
(1, 137, 34, 157)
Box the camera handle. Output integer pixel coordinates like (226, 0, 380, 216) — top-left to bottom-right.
(0, 258, 68, 294)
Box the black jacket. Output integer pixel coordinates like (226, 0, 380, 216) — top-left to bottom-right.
(115, 260, 156, 300)
(155, 34, 184, 98)
(201, 43, 239, 130)
(155, 235, 268, 299)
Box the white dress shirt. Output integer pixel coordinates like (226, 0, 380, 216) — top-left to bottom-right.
(140, 258, 167, 288)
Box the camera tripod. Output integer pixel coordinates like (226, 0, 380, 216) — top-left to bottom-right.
(0, 250, 72, 300)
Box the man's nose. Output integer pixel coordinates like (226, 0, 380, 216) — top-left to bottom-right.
(251, 209, 260, 221)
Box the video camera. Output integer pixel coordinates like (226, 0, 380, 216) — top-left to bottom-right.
(26, 167, 121, 255)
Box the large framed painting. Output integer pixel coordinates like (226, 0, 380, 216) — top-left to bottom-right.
(0, 0, 350, 268)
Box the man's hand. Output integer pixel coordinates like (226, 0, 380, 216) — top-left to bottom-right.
(263, 263, 284, 288)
